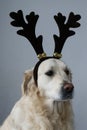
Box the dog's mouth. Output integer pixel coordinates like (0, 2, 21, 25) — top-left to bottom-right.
(61, 92, 74, 101)
(57, 92, 74, 102)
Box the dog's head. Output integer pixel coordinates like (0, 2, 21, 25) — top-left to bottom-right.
(22, 58, 74, 101)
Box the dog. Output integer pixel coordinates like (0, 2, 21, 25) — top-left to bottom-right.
(0, 58, 74, 130)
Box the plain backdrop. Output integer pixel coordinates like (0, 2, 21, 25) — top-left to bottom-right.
(0, 0, 87, 130)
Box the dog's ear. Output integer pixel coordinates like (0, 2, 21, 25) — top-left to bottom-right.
(21, 69, 35, 95)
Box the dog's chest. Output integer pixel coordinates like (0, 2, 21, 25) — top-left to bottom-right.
(45, 101, 74, 130)
(10, 97, 74, 130)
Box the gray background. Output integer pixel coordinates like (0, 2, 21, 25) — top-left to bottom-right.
(0, 0, 87, 130)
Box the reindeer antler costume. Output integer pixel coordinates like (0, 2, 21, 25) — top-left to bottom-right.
(10, 10, 81, 85)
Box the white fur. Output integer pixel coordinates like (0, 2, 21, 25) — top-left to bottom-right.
(0, 58, 74, 130)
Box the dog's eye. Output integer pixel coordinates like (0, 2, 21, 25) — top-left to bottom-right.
(64, 68, 70, 75)
(45, 70, 54, 76)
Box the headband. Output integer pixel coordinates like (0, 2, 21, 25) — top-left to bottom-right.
(10, 10, 81, 85)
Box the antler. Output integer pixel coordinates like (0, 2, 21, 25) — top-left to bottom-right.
(9, 10, 46, 59)
(53, 12, 81, 58)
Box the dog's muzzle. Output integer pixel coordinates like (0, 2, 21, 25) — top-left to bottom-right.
(61, 82, 74, 100)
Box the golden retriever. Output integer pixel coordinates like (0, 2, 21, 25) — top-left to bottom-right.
(0, 58, 74, 130)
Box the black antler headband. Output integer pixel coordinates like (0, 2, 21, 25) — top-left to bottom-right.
(9, 10, 81, 85)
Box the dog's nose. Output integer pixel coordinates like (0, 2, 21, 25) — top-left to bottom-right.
(64, 83, 74, 93)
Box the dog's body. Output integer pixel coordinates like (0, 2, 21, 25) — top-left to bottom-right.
(0, 59, 74, 130)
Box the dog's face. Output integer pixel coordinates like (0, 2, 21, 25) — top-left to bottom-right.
(37, 58, 74, 101)
(23, 58, 74, 101)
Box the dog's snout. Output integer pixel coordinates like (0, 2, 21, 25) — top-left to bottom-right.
(64, 83, 74, 93)
(61, 82, 74, 100)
